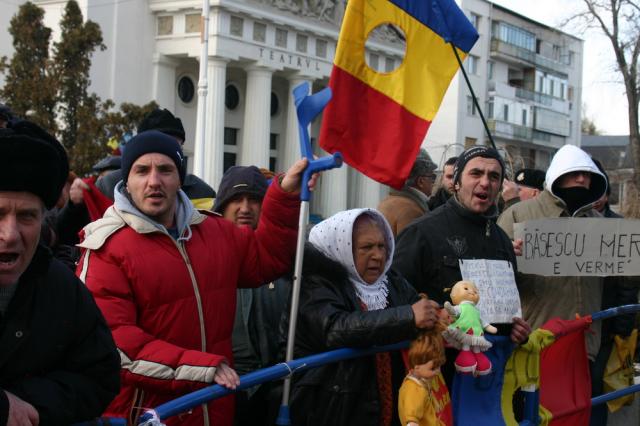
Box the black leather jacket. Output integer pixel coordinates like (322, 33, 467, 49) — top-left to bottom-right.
(393, 196, 517, 305)
(289, 245, 420, 426)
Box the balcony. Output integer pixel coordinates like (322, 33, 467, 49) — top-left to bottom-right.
(515, 87, 552, 106)
(487, 82, 568, 114)
(490, 38, 535, 66)
(490, 38, 570, 74)
(487, 119, 533, 141)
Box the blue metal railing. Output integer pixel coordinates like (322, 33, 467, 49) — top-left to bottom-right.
(75, 304, 640, 425)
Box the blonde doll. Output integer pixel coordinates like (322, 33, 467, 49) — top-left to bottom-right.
(442, 280, 497, 376)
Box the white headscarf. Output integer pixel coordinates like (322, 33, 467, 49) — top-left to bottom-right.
(308, 208, 395, 311)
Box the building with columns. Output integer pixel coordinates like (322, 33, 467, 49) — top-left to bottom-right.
(2, 0, 584, 219)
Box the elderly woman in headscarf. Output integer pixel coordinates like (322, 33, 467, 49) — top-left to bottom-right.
(289, 208, 440, 426)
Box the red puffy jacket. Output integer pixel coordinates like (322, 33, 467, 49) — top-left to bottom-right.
(77, 182, 299, 426)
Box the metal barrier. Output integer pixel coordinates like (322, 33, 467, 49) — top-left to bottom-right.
(74, 304, 640, 425)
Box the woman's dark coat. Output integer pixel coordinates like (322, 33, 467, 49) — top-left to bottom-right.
(289, 245, 420, 426)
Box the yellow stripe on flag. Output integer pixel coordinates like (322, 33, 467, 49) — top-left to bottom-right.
(334, 0, 467, 121)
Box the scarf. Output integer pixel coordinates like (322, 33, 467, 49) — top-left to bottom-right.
(308, 208, 394, 311)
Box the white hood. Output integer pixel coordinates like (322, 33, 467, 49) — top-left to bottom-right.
(545, 144, 607, 208)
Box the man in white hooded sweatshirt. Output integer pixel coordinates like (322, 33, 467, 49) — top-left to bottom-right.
(497, 145, 608, 361)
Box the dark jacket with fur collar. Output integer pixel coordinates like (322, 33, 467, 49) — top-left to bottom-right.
(289, 245, 420, 426)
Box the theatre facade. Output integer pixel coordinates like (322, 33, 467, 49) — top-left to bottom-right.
(33, 0, 409, 218)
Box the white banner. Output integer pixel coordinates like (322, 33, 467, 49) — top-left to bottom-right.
(513, 218, 640, 276)
(459, 259, 521, 324)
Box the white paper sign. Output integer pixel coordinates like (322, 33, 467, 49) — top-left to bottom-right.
(459, 259, 522, 324)
(513, 218, 640, 276)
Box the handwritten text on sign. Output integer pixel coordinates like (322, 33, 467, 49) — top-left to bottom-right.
(513, 218, 640, 276)
(459, 259, 521, 324)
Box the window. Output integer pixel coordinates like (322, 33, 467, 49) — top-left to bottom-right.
(269, 133, 278, 172)
(538, 75, 544, 92)
(224, 127, 238, 146)
(487, 61, 494, 79)
(385, 57, 395, 72)
(223, 153, 237, 172)
(369, 53, 379, 71)
(230, 16, 243, 37)
(157, 16, 173, 36)
(296, 34, 308, 53)
(521, 109, 527, 126)
(316, 39, 327, 58)
(466, 55, 478, 75)
(560, 82, 565, 99)
(487, 99, 494, 118)
(492, 21, 535, 52)
(225, 84, 240, 110)
(275, 28, 287, 48)
(223, 128, 239, 172)
(467, 96, 477, 116)
(270, 92, 279, 117)
(185, 14, 200, 33)
(177, 76, 195, 104)
(503, 104, 509, 121)
(229, 16, 244, 37)
(549, 80, 555, 97)
(469, 13, 480, 30)
(253, 22, 266, 43)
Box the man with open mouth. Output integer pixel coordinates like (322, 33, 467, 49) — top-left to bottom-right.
(0, 120, 120, 425)
(76, 130, 313, 426)
(393, 145, 531, 386)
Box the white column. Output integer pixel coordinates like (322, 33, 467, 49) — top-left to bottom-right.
(318, 161, 348, 218)
(152, 53, 179, 110)
(283, 75, 310, 169)
(199, 57, 227, 188)
(357, 174, 383, 209)
(240, 66, 273, 168)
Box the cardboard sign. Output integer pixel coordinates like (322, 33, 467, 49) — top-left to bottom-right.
(459, 259, 522, 324)
(513, 218, 640, 276)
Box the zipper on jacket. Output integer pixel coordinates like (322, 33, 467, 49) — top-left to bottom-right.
(174, 241, 207, 352)
(485, 220, 491, 237)
(174, 240, 211, 426)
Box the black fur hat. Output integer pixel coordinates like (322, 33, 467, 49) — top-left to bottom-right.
(0, 121, 69, 209)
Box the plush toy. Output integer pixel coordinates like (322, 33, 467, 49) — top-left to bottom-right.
(442, 280, 497, 376)
(398, 301, 451, 426)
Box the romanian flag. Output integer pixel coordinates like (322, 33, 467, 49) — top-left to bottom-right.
(319, 0, 478, 189)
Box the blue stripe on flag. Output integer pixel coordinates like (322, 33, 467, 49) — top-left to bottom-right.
(389, 0, 479, 52)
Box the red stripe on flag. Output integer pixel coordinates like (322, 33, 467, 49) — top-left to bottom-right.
(319, 67, 431, 189)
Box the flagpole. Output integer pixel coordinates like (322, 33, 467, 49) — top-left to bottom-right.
(450, 43, 497, 151)
(194, 0, 210, 179)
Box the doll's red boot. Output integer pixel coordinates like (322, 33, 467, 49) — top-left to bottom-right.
(454, 350, 477, 374)
(473, 352, 492, 376)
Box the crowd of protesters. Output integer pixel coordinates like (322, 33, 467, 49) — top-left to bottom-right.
(0, 102, 638, 426)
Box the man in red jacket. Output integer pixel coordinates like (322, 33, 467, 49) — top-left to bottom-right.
(77, 130, 313, 426)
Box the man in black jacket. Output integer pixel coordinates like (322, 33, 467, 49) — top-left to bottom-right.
(393, 146, 530, 382)
(0, 121, 120, 425)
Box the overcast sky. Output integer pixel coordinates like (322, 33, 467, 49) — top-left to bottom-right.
(492, 0, 629, 135)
